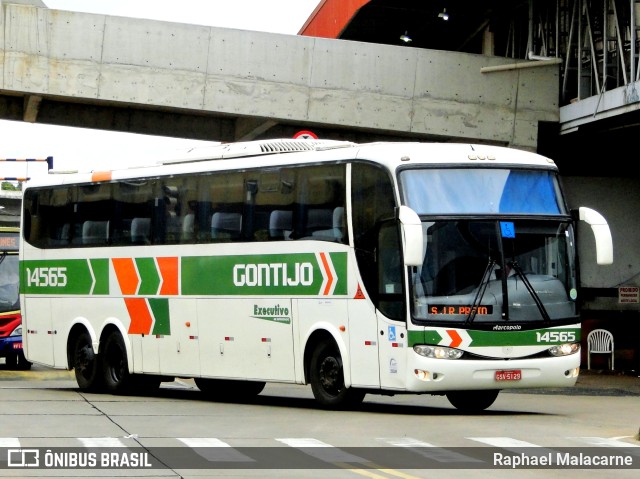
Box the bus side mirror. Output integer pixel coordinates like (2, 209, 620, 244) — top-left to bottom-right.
(578, 207, 613, 265)
(398, 205, 423, 266)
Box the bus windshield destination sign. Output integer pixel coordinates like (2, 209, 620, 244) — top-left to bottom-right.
(429, 305, 494, 315)
(0, 233, 19, 251)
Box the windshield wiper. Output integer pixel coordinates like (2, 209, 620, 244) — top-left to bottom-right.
(509, 260, 551, 324)
(465, 258, 495, 324)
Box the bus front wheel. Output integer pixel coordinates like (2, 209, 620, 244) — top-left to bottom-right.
(73, 331, 103, 392)
(309, 341, 365, 409)
(445, 390, 499, 412)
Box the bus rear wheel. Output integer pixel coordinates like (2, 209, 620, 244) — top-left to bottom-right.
(73, 331, 103, 392)
(101, 331, 132, 394)
(445, 390, 499, 412)
(309, 341, 365, 409)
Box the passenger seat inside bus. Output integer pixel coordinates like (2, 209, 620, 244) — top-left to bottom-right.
(269, 210, 293, 240)
(49, 223, 70, 246)
(82, 220, 109, 245)
(307, 207, 345, 242)
(211, 212, 242, 240)
(182, 213, 195, 241)
(131, 217, 151, 244)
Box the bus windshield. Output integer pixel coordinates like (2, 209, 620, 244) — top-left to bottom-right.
(399, 168, 577, 326)
(0, 252, 19, 313)
(401, 168, 566, 215)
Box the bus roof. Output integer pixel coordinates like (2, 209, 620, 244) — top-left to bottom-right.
(23, 139, 558, 188)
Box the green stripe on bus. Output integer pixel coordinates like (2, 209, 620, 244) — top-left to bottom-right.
(21, 259, 109, 295)
(409, 328, 581, 347)
(181, 252, 347, 296)
(90, 259, 109, 294)
(328, 252, 347, 295)
(22, 253, 347, 297)
(149, 298, 170, 335)
(136, 257, 160, 295)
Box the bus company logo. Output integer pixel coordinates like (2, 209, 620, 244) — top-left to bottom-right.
(233, 262, 314, 287)
(493, 325, 522, 330)
(252, 304, 291, 324)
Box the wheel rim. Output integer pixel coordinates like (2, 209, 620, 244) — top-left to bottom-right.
(318, 355, 343, 396)
(75, 343, 94, 380)
(105, 340, 126, 383)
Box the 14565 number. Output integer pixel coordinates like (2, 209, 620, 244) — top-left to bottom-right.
(26, 267, 68, 287)
(535, 330, 576, 342)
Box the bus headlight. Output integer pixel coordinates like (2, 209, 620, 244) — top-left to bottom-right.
(548, 342, 580, 357)
(413, 345, 463, 359)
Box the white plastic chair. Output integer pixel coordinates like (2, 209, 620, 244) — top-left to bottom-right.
(587, 329, 614, 370)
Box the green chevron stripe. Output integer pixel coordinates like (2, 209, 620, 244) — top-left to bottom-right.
(136, 257, 160, 295)
(149, 298, 170, 335)
(89, 259, 109, 294)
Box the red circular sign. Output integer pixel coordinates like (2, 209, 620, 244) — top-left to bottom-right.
(293, 130, 318, 139)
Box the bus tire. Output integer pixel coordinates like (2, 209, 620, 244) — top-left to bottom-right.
(309, 341, 365, 409)
(3, 352, 18, 369)
(101, 331, 132, 394)
(73, 331, 103, 392)
(17, 352, 32, 370)
(445, 390, 499, 412)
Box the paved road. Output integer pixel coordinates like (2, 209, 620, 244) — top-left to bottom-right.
(0, 363, 639, 478)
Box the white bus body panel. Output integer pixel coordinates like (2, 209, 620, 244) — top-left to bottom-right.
(198, 298, 295, 382)
(347, 298, 380, 388)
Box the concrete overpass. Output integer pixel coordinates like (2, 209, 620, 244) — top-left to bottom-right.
(0, 2, 559, 152)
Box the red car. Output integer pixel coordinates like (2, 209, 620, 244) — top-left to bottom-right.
(0, 313, 31, 370)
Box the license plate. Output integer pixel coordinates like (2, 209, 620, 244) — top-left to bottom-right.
(12, 343, 22, 350)
(495, 369, 521, 381)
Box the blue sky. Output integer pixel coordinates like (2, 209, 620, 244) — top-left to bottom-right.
(1, 0, 320, 178)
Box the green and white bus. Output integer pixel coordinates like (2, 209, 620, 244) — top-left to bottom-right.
(19, 139, 613, 411)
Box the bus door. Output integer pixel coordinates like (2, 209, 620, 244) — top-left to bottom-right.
(375, 222, 408, 390)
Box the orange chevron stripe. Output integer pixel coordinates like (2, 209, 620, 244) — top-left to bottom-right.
(125, 298, 153, 334)
(447, 329, 463, 348)
(157, 256, 179, 295)
(112, 258, 139, 295)
(319, 252, 334, 295)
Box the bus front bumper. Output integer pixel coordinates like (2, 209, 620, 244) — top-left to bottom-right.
(405, 352, 581, 392)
